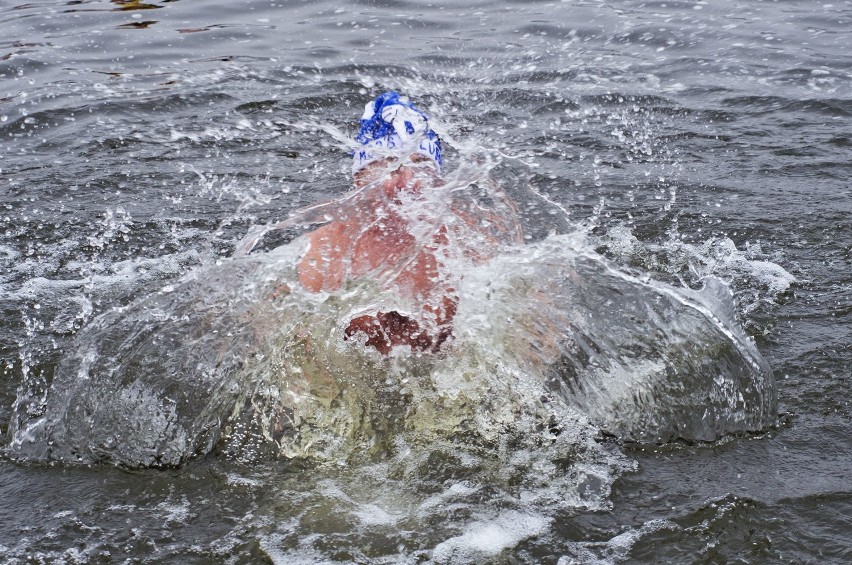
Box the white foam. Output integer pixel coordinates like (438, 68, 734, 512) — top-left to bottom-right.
(353, 503, 399, 527)
(155, 495, 192, 527)
(598, 226, 795, 311)
(419, 481, 479, 510)
(226, 473, 262, 488)
(431, 510, 550, 563)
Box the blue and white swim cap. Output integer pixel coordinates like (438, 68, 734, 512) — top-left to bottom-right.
(353, 91, 443, 174)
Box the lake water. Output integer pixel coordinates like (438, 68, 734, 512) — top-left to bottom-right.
(1, 0, 850, 563)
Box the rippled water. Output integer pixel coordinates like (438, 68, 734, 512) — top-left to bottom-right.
(1, 0, 850, 563)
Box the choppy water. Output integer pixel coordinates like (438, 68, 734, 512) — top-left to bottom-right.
(1, 0, 850, 563)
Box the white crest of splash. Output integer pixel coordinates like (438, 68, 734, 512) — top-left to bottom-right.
(432, 510, 550, 563)
(597, 225, 796, 302)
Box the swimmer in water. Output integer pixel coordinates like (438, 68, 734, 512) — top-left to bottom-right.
(297, 91, 523, 355)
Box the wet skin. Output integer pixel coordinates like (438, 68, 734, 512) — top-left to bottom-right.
(297, 155, 457, 355)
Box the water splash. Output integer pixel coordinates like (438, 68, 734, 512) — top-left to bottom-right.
(7, 157, 776, 469)
(594, 224, 796, 324)
(3, 102, 778, 564)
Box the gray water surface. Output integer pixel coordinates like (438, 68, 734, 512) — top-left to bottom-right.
(1, 1, 850, 563)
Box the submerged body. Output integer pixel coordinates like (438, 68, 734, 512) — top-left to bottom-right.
(297, 159, 459, 354)
(297, 157, 522, 354)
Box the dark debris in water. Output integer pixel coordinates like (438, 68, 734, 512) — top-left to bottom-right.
(116, 20, 157, 29)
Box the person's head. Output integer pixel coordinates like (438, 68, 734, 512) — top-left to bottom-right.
(352, 92, 443, 192)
